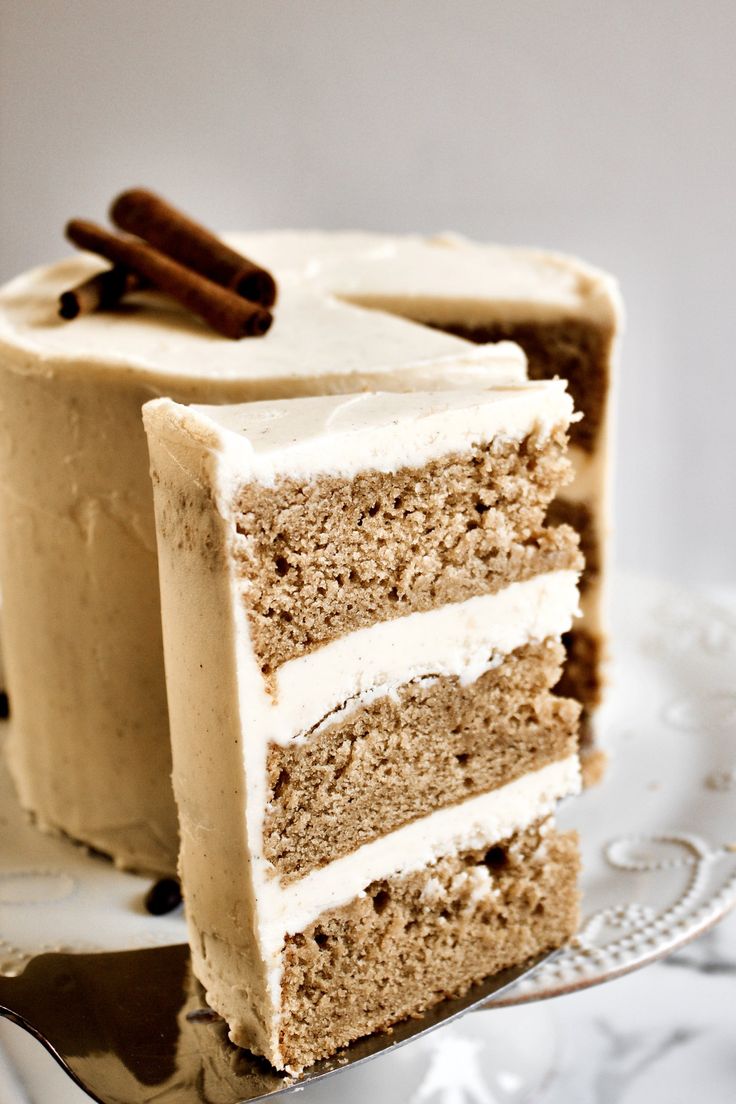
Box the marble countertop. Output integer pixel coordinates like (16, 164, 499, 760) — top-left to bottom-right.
(543, 914, 736, 1103)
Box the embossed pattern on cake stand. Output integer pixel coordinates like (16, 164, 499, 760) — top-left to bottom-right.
(1, 573, 735, 1102)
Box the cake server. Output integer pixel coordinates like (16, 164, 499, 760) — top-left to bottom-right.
(0, 942, 553, 1103)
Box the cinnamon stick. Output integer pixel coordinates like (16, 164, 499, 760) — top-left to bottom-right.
(65, 220, 272, 339)
(110, 188, 277, 307)
(58, 266, 145, 319)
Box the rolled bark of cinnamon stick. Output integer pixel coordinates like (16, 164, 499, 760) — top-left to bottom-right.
(65, 220, 272, 339)
(58, 266, 145, 319)
(110, 188, 277, 307)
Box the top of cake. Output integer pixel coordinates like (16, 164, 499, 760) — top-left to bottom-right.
(230, 230, 622, 327)
(0, 230, 621, 385)
(149, 380, 575, 485)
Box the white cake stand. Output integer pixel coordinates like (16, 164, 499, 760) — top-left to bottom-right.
(1, 572, 735, 1102)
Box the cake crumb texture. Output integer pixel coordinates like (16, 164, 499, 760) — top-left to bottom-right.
(436, 318, 613, 453)
(547, 498, 598, 593)
(235, 428, 580, 674)
(265, 640, 579, 878)
(580, 746, 608, 788)
(274, 820, 579, 1071)
(557, 627, 604, 748)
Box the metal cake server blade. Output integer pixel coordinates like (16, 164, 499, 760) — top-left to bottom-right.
(0, 942, 554, 1103)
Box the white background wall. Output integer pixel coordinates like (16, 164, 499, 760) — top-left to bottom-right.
(2, 1, 734, 584)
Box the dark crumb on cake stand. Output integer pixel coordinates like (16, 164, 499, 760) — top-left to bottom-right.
(144, 877, 182, 915)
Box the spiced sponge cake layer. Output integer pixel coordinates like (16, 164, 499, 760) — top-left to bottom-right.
(279, 819, 579, 1071)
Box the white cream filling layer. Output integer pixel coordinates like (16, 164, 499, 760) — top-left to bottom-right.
(257, 755, 580, 958)
(262, 570, 580, 746)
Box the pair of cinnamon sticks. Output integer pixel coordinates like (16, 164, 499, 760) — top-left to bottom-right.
(61, 189, 277, 339)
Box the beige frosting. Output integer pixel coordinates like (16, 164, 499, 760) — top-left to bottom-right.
(0, 231, 621, 371)
(0, 229, 617, 873)
(163, 379, 574, 485)
(227, 229, 622, 328)
(143, 390, 581, 1066)
(0, 256, 525, 384)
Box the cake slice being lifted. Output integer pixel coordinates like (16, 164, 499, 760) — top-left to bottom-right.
(143, 381, 584, 1072)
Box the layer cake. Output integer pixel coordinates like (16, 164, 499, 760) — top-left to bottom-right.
(0, 230, 618, 873)
(143, 383, 583, 1070)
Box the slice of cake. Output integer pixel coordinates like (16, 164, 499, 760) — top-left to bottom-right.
(143, 383, 583, 1071)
